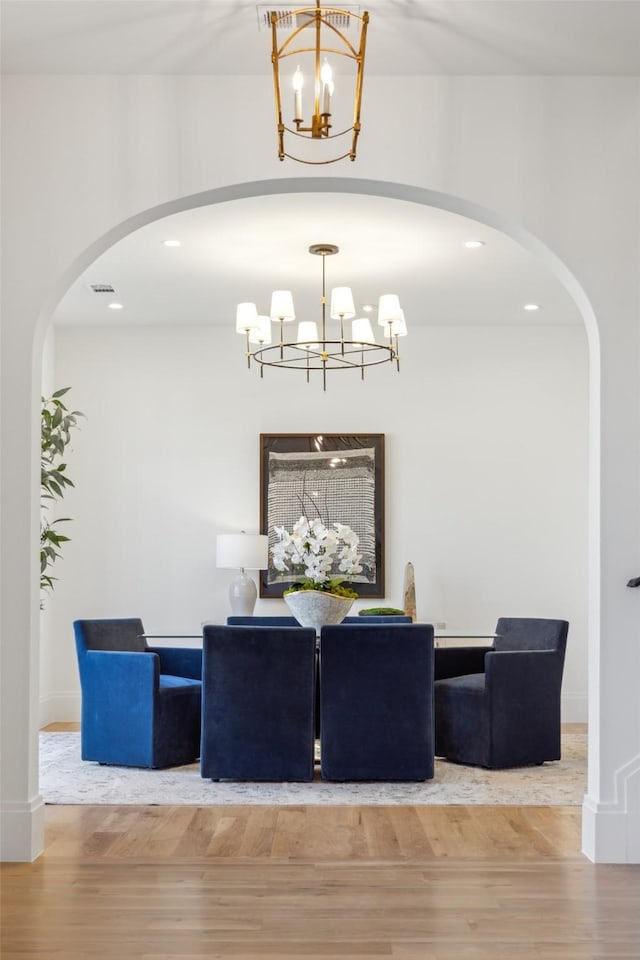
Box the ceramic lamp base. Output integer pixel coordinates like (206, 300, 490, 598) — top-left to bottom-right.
(229, 570, 258, 616)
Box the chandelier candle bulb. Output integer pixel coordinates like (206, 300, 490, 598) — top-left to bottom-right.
(321, 59, 333, 114)
(293, 65, 304, 122)
(322, 81, 333, 116)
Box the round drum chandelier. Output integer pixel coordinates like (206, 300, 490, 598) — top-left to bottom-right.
(235, 243, 407, 391)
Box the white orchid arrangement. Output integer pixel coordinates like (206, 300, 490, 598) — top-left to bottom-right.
(271, 515, 363, 598)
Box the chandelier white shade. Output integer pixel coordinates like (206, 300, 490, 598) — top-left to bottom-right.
(270, 290, 295, 322)
(378, 294, 403, 326)
(248, 315, 273, 345)
(296, 320, 319, 348)
(352, 316, 376, 345)
(235, 243, 407, 390)
(389, 310, 408, 338)
(236, 302, 258, 334)
(330, 286, 356, 320)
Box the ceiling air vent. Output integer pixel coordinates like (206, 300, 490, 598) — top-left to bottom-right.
(89, 283, 116, 295)
(257, 6, 359, 31)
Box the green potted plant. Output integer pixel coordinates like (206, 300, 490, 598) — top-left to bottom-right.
(40, 387, 83, 605)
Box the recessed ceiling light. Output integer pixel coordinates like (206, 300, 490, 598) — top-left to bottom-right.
(108, 302, 123, 310)
(464, 240, 485, 249)
(362, 304, 374, 313)
(523, 303, 540, 311)
(162, 239, 181, 247)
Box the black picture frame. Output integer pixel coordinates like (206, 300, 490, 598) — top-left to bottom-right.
(259, 433, 385, 598)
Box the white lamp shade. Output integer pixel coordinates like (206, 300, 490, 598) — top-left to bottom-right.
(296, 320, 319, 349)
(330, 286, 356, 320)
(216, 533, 269, 570)
(390, 309, 408, 337)
(270, 290, 295, 322)
(248, 315, 273, 345)
(378, 294, 402, 326)
(351, 317, 376, 345)
(236, 302, 259, 334)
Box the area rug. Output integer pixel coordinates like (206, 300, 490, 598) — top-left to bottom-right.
(40, 732, 586, 806)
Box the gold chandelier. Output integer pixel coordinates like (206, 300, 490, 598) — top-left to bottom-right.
(235, 244, 407, 391)
(270, 2, 369, 164)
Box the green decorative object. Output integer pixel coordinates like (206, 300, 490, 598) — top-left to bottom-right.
(358, 607, 405, 616)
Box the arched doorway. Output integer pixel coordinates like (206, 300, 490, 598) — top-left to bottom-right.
(28, 177, 602, 858)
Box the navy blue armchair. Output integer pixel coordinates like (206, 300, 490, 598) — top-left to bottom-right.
(227, 615, 412, 626)
(225, 615, 413, 741)
(434, 617, 569, 769)
(74, 618, 202, 769)
(201, 624, 317, 781)
(319, 623, 435, 781)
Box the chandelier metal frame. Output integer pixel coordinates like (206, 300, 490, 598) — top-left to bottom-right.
(238, 244, 404, 392)
(270, 2, 369, 164)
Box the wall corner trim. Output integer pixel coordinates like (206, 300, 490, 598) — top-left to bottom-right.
(581, 752, 640, 863)
(0, 795, 45, 862)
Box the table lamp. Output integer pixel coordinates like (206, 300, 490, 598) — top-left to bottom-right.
(216, 532, 269, 616)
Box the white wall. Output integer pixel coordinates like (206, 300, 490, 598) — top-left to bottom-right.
(42, 323, 589, 723)
(2, 72, 638, 862)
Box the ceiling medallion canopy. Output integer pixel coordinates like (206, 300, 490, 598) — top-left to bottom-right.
(270, 1, 369, 164)
(235, 243, 407, 392)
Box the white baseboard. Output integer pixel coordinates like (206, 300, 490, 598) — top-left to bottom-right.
(41, 692, 587, 725)
(582, 751, 640, 863)
(561, 692, 587, 724)
(0, 796, 45, 862)
(39, 692, 80, 727)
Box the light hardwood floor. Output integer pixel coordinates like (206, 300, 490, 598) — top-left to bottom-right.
(2, 724, 639, 959)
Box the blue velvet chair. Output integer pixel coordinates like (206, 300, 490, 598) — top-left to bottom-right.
(434, 617, 569, 769)
(226, 615, 414, 741)
(74, 618, 202, 769)
(226, 616, 300, 626)
(227, 615, 412, 626)
(201, 624, 317, 781)
(319, 623, 435, 781)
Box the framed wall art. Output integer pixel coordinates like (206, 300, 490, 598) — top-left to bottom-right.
(259, 433, 385, 598)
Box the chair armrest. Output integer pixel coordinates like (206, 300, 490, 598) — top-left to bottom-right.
(147, 645, 202, 681)
(485, 649, 562, 705)
(83, 649, 159, 697)
(434, 645, 492, 681)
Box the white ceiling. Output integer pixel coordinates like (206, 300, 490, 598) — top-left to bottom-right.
(52, 193, 582, 328)
(2, 1, 639, 76)
(5, 1, 633, 331)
